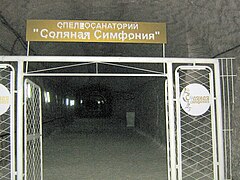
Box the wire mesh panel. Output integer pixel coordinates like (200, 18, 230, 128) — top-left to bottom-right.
(24, 79, 43, 180)
(0, 65, 15, 180)
(175, 66, 218, 180)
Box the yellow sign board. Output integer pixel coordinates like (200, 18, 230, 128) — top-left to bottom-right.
(26, 20, 167, 44)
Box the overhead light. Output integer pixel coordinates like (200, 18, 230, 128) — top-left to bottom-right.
(66, 98, 69, 106)
(46, 92, 50, 103)
(44, 91, 51, 103)
(70, 100, 75, 106)
(27, 83, 31, 98)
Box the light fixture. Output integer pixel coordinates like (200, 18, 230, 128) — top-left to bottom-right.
(46, 92, 50, 103)
(70, 100, 75, 106)
(66, 98, 69, 106)
(27, 83, 31, 98)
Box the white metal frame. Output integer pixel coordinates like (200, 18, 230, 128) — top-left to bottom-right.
(175, 66, 218, 179)
(219, 58, 235, 180)
(0, 56, 227, 180)
(0, 64, 15, 180)
(165, 80, 171, 180)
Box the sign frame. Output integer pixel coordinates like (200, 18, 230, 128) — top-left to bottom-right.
(26, 20, 167, 44)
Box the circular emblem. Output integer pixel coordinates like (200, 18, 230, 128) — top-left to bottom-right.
(0, 84, 11, 115)
(180, 83, 210, 116)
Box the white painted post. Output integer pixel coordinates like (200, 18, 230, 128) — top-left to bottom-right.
(163, 43, 166, 58)
(26, 41, 30, 56)
(167, 62, 177, 180)
(39, 90, 43, 180)
(174, 67, 182, 180)
(214, 61, 225, 179)
(10, 66, 16, 180)
(165, 80, 171, 180)
(17, 60, 24, 180)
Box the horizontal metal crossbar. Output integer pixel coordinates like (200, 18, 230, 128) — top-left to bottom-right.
(100, 62, 163, 74)
(24, 73, 167, 77)
(27, 62, 95, 73)
(1, 56, 219, 64)
(26, 61, 164, 75)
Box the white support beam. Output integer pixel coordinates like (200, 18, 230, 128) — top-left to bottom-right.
(1, 56, 218, 64)
(17, 60, 24, 180)
(214, 61, 225, 179)
(23, 73, 166, 77)
(167, 62, 177, 180)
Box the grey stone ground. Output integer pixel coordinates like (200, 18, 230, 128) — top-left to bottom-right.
(43, 118, 168, 180)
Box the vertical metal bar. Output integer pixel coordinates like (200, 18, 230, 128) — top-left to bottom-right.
(165, 80, 171, 180)
(24, 80, 27, 180)
(39, 89, 43, 180)
(17, 60, 24, 180)
(26, 42, 30, 73)
(163, 44, 166, 75)
(174, 68, 182, 180)
(225, 59, 230, 179)
(10, 66, 16, 180)
(221, 60, 227, 178)
(214, 61, 225, 179)
(32, 83, 35, 180)
(163, 44, 166, 58)
(230, 58, 234, 178)
(96, 63, 98, 74)
(208, 67, 219, 180)
(25, 62, 29, 73)
(164, 63, 166, 75)
(167, 62, 177, 180)
(26, 41, 30, 56)
(226, 59, 232, 179)
(230, 58, 235, 109)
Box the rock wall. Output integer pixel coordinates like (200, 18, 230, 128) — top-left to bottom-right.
(134, 78, 166, 144)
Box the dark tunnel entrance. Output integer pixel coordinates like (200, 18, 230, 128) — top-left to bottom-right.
(36, 76, 168, 180)
(75, 85, 113, 118)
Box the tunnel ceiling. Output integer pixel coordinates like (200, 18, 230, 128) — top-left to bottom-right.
(0, 0, 239, 91)
(0, 0, 189, 57)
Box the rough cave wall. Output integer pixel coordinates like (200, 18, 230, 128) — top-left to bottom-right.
(182, 1, 240, 178)
(219, 48, 240, 180)
(31, 77, 75, 137)
(134, 79, 166, 144)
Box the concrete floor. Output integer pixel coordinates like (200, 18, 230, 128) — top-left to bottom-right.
(43, 118, 168, 180)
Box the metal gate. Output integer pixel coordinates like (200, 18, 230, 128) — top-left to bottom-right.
(0, 56, 231, 180)
(175, 66, 218, 179)
(0, 64, 15, 180)
(165, 60, 234, 180)
(24, 79, 43, 180)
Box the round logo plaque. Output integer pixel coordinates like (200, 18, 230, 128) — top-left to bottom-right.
(0, 84, 11, 115)
(180, 83, 210, 116)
